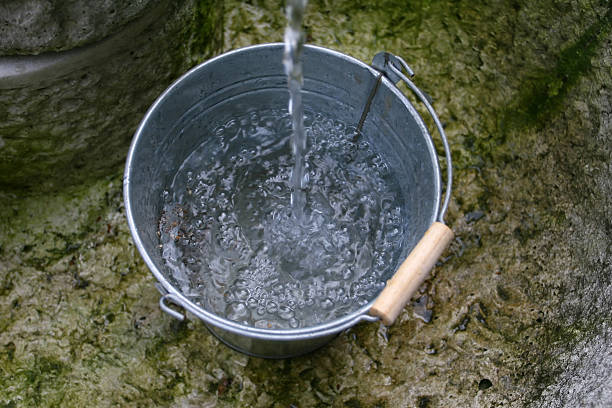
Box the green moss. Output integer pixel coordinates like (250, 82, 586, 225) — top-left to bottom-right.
(2, 356, 70, 407)
(151, 373, 187, 404)
(145, 320, 190, 361)
(0, 174, 117, 272)
(344, 398, 362, 408)
(526, 321, 594, 394)
(186, 0, 225, 65)
(501, 5, 612, 131)
(245, 359, 298, 405)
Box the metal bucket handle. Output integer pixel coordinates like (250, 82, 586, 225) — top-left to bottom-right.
(368, 52, 454, 325)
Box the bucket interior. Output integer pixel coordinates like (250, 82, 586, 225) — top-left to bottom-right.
(125, 44, 441, 332)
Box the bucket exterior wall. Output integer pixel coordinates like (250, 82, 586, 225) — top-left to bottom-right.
(125, 44, 441, 357)
(206, 324, 337, 358)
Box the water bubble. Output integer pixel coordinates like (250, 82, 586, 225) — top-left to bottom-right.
(278, 305, 295, 320)
(234, 287, 250, 301)
(226, 302, 248, 322)
(247, 297, 258, 308)
(321, 298, 334, 310)
(223, 291, 235, 303)
(234, 278, 248, 288)
(266, 301, 279, 314)
(159, 108, 405, 329)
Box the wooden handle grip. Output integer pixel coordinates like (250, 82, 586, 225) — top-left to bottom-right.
(369, 222, 454, 325)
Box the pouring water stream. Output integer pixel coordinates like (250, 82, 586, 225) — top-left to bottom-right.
(284, 0, 308, 221)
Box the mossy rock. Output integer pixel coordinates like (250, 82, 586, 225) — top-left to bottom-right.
(0, 0, 223, 194)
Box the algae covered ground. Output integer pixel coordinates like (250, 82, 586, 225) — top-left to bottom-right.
(1, 0, 611, 406)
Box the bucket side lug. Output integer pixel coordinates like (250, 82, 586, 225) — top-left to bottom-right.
(371, 52, 414, 84)
(159, 293, 186, 321)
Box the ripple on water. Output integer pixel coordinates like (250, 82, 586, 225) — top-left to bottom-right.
(158, 109, 405, 329)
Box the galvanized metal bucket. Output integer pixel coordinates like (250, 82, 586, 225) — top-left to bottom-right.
(124, 43, 453, 358)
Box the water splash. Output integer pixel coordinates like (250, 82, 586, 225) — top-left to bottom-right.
(283, 0, 308, 221)
(159, 109, 405, 329)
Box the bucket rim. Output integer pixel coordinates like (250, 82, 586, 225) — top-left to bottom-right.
(124, 43, 441, 340)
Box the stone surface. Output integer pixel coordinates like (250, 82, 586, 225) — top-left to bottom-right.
(0, 0, 157, 56)
(0, 0, 611, 407)
(0, 0, 223, 193)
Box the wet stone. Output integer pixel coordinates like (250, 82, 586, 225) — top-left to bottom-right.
(0, 0, 157, 55)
